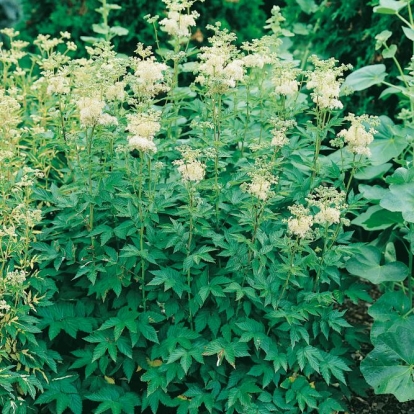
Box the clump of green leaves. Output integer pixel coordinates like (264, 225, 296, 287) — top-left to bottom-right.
(0, 2, 391, 413)
(342, 0, 414, 402)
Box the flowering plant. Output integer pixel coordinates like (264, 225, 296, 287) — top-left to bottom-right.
(1, 0, 410, 413)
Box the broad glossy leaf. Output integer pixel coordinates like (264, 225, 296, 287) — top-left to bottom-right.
(374, 0, 407, 14)
(369, 116, 408, 165)
(352, 205, 403, 230)
(359, 184, 390, 201)
(354, 163, 392, 180)
(344, 64, 387, 91)
(403, 26, 414, 41)
(361, 327, 414, 402)
(296, 0, 318, 14)
(380, 182, 414, 222)
(345, 245, 408, 283)
(382, 44, 397, 59)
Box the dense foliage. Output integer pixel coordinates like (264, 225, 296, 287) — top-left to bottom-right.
(1, 0, 414, 413)
(15, 0, 266, 54)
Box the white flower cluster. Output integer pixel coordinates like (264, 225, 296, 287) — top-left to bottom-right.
(195, 24, 244, 93)
(175, 160, 205, 182)
(242, 37, 275, 69)
(270, 118, 296, 148)
(159, 0, 200, 38)
(245, 175, 274, 201)
(5, 270, 27, 287)
(0, 299, 11, 316)
(77, 97, 118, 128)
(273, 63, 300, 96)
(129, 45, 169, 99)
(335, 113, 379, 157)
(126, 110, 161, 154)
(12, 204, 42, 228)
(306, 56, 351, 110)
(105, 81, 126, 102)
(287, 205, 313, 238)
(307, 186, 347, 226)
(242, 159, 278, 201)
(77, 97, 105, 127)
(173, 146, 205, 183)
(46, 75, 70, 95)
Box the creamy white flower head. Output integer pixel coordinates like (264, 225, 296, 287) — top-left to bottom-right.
(160, 10, 199, 37)
(126, 111, 161, 139)
(98, 113, 118, 126)
(105, 82, 126, 101)
(224, 59, 244, 82)
(314, 206, 341, 225)
(271, 130, 289, 147)
(175, 159, 205, 182)
(287, 204, 313, 238)
(287, 215, 313, 238)
(306, 56, 351, 110)
(334, 113, 379, 157)
(128, 136, 157, 153)
(0, 299, 10, 314)
(273, 67, 299, 96)
(246, 176, 272, 201)
(130, 56, 169, 98)
(77, 97, 105, 127)
(46, 76, 70, 95)
(242, 53, 272, 69)
(135, 59, 168, 85)
(5, 270, 27, 287)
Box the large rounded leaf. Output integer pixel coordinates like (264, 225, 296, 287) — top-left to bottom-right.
(345, 246, 408, 284)
(361, 327, 414, 402)
(380, 182, 414, 223)
(374, 0, 407, 14)
(369, 116, 408, 165)
(344, 64, 387, 91)
(352, 205, 403, 231)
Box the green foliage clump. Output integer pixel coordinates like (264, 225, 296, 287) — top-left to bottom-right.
(16, 0, 266, 55)
(1, 0, 414, 412)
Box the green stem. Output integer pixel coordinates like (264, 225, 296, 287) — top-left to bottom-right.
(138, 153, 147, 311)
(408, 223, 413, 308)
(236, 202, 265, 316)
(186, 185, 194, 328)
(87, 126, 96, 230)
(213, 94, 223, 228)
(276, 240, 299, 309)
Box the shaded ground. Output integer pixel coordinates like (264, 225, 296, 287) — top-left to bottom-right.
(344, 287, 414, 414)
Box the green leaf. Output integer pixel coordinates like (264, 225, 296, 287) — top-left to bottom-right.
(345, 245, 408, 284)
(354, 163, 392, 180)
(402, 26, 414, 41)
(374, 0, 407, 14)
(359, 184, 390, 201)
(370, 116, 409, 165)
(382, 44, 397, 58)
(361, 327, 414, 402)
(110, 26, 129, 36)
(352, 205, 403, 230)
(92, 23, 109, 35)
(380, 182, 414, 222)
(344, 64, 387, 91)
(296, 0, 318, 14)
